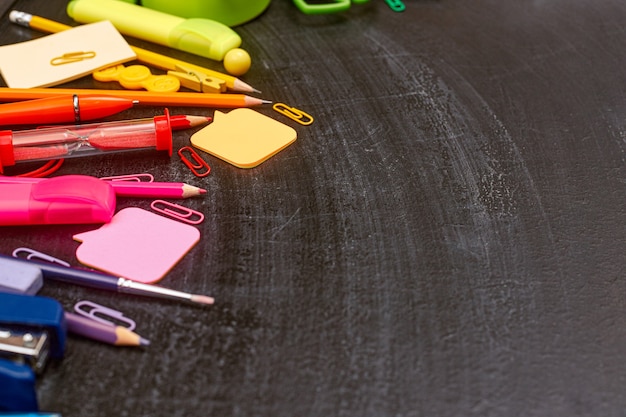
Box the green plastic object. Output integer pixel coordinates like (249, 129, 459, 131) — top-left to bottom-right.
(116, 0, 271, 27)
(293, 0, 369, 15)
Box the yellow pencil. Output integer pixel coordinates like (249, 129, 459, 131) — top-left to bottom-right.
(9, 10, 261, 94)
(0, 87, 270, 107)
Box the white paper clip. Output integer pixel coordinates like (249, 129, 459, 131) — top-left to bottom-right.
(151, 200, 205, 225)
(74, 300, 136, 331)
(12, 247, 71, 267)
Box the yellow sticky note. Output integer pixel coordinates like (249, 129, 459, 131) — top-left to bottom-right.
(0, 21, 136, 88)
(190, 108, 297, 168)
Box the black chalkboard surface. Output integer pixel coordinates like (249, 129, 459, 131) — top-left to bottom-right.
(0, 0, 624, 416)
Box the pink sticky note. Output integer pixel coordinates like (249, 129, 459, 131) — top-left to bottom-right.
(73, 207, 200, 283)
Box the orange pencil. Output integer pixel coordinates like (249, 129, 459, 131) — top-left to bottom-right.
(0, 87, 270, 108)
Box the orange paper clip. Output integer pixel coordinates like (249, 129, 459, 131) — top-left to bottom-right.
(273, 103, 314, 126)
(151, 200, 204, 225)
(178, 146, 211, 177)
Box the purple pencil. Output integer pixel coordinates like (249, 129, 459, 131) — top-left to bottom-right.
(65, 312, 150, 347)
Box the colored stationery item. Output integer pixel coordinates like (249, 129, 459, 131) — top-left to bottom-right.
(0, 292, 66, 412)
(0, 254, 215, 305)
(191, 108, 297, 168)
(0, 111, 173, 173)
(0, 175, 116, 226)
(66, 0, 241, 61)
(0, 254, 43, 294)
(64, 312, 149, 347)
(0, 87, 268, 108)
(293, 0, 369, 14)
(273, 103, 314, 125)
(74, 300, 137, 330)
(73, 207, 201, 283)
(126, 0, 271, 27)
(169, 115, 212, 130)
(0, 95, 136, 126)
(9, 11, 260, 93)
(0, 175, 206, 199)
(151, 200, 205, 225)
(93, 64, 181, 93)
(178, 146, 211, 177)
(0, 20, 135, 88)
(107, 181, 207, 199)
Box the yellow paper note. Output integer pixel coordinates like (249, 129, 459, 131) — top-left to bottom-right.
(190, 109, 297, 168)
(0, 21, 136, 88)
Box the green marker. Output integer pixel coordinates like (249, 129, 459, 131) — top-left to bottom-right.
(66, 0, 242, 61)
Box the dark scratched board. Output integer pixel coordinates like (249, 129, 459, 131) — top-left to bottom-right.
(0, 0, 625, 416)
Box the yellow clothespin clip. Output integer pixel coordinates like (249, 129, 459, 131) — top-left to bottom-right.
(168, 65, 227, 94)
(273, 103, 314, 126)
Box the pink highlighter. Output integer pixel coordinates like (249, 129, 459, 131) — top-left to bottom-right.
(0, 175, 116, 226)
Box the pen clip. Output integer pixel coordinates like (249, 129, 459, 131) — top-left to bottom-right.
(12, 247, 70, 267)
(273, 103, 314, 126)
(74, 300, 136, 331)
(50, 51, 96, 66)
(101, 173, 155, 183)
(151, 200, 205, 225)
(178, 146, 211, 177)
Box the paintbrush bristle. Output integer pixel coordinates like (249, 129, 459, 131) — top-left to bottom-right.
(190, 294, 215, 305)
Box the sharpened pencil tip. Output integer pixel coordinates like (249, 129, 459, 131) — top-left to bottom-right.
(140, 337, 151, 347)
(190, 294, 215, 305)
(199, 188, 207, 194)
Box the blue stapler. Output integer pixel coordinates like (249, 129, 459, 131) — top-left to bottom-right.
(0, 292, 66, 413)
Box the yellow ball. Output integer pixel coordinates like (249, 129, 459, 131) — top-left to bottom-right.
(223, 48, 252, 76)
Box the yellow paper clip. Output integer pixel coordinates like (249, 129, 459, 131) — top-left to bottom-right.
(50, 51, 96, 66)
(168, 65, 227, 94)
(178, 146, 211, 177)
(273, 103, 314, 126)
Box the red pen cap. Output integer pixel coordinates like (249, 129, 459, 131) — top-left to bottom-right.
(153, 108, 173, 156)
(0, 130, 16, 173)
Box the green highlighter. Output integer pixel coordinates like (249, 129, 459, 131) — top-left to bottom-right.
(66, 0, 241, 61)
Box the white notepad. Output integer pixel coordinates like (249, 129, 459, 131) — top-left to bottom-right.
(0, 20, 136, 88)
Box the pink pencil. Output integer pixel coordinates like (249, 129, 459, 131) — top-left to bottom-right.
(0, 175, 206, 199)
(109, 181, 206, 199)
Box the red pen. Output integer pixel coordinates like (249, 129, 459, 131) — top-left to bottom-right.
(0, 95, 137, 125)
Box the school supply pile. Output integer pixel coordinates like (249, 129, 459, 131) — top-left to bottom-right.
(0, 3, 315, 414)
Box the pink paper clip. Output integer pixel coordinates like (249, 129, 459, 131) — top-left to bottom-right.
(151, 199, 205, 224)
(100, 173, 155, 182)
(178, 146, 211, 177)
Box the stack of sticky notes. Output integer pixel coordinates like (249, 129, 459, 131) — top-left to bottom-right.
(0, 20, 136, 88)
